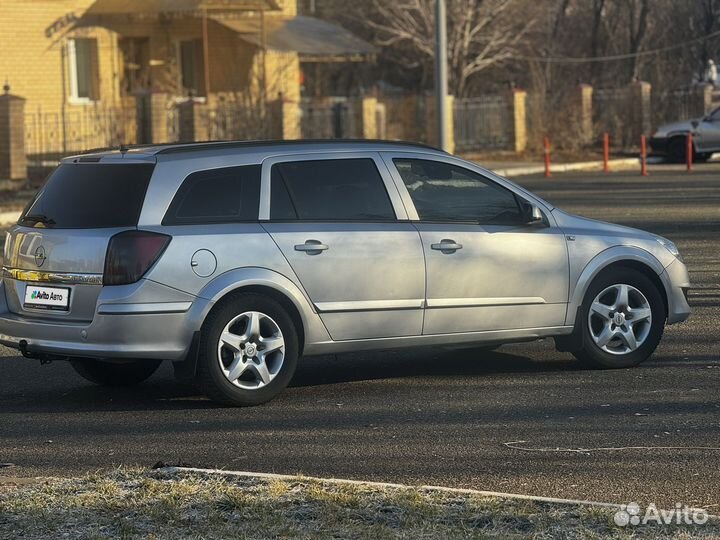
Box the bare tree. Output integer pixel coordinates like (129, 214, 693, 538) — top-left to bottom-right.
(361, 0, 533, 97)
(625, 0, 651, 81)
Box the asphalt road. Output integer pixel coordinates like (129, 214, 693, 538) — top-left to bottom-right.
(1, 164, 719, 510)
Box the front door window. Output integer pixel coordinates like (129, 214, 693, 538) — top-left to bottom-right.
(393, 158, 524, 224)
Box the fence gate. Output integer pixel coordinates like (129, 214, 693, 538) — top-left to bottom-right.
(300, 98, 361, 139)
(454, 96, 511, 152)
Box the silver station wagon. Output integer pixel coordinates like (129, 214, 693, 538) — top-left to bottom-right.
(0, 141, 691, 406)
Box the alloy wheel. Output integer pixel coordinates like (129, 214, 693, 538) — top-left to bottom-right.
(217, 311, 286, 390)
(587, 283, 652, 355)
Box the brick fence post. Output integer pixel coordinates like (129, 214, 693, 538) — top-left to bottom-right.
(509, 89, 527, 153)
(375, 102, 387, 140)
(577, 84, 593, 144)
(0, 84, 27, 181)
(149, 93, 171, 143)
(271, 98, 301, 140)
(359, 97, 378, 139)
(630, 81, 652, 140)
(425, 95, 455, 153)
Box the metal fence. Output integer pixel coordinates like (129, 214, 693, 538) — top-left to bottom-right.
(453, 96, 511, 152)
(25, 105, 136, 167)
(652, 88, 706, 127)
(300, 98, 362, 139)
(593, 87, 634, 147)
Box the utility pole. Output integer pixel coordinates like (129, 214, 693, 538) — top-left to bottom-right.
(434, 0, 449, 151)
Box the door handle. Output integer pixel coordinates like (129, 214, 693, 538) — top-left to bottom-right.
(294, 240, 329, 254)
(431, 239, 463, 253)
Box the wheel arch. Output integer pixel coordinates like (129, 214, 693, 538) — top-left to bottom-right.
(567, 247, 669, 328)
(189, 267, 332, 357)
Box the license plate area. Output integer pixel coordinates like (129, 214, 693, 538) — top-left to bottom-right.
(23, 285, 71, 311)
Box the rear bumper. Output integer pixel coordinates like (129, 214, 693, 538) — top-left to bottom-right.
(0, 279, 208, 361)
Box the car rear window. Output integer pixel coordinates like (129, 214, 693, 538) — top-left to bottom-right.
(163, 165, 261, 225)
(19, 163, 154, 229)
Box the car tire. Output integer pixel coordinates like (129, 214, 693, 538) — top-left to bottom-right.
(70, 358, 162, 386)
(573, 268, 665, 369)
(668, 137, 687, 163)
(198, 293, 298, 406)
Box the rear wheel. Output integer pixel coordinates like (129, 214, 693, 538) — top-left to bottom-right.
(198, 293, 298, 406)
(70, 358, 162, 386)
(573, 268, 665, 369)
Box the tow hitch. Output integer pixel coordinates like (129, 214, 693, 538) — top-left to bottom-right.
(18, 340, 68, 365)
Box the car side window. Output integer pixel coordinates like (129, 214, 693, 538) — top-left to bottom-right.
(270, 158, 396, 221)
(163, 165, 261, 225)
(393, 158, 524, 224)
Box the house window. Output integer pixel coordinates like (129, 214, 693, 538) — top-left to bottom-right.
(179, 39, 206, 97)
(68, 38, 100, 101)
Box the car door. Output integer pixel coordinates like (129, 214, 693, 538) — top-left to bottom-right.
(695, 107, 720, 152)
(382, 152, 569, 336)
(261, 152, 426, 341)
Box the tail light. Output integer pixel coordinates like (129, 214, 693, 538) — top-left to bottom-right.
(103, 231, 171, 286)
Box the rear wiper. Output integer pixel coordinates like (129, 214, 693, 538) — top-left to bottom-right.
(21, 214, 56, 226)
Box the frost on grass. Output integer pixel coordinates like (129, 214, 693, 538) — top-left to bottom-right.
(0, 468, 717, 539)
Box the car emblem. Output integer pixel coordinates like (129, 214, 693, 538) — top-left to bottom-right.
(34, 246, 47, 267)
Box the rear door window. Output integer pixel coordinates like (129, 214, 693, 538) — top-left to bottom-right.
(19, 163, 154, 229)
(270, 158, 396, 221)
(163, 165, 261, 225)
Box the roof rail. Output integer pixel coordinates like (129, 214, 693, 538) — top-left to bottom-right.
(154, 139, 446, 155)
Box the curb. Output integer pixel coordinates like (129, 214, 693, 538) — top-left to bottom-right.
(493, 158, 639, 178)
(159, 466, 622, 509)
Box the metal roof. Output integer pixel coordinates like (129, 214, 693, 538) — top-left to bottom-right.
(215, 16, 376, 59)
(84, 0, 280, 16)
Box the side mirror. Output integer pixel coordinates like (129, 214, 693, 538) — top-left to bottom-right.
(521, 202, 546, 226)
(691, 119, 700, 129)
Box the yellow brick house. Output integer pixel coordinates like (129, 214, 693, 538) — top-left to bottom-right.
(0, 0, 374, 165)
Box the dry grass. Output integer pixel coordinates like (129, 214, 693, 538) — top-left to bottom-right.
(1, 468, 718, 539)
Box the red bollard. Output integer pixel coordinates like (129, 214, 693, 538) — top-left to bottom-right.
(640, 135, 649, 177)
(543, 136, 552, 178)
(603, 133, 610, 173)
(687, 133, 693, 173)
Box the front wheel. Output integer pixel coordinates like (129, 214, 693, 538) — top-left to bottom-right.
(573, 268, 665, 369)
(70, 358, 162, 386)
